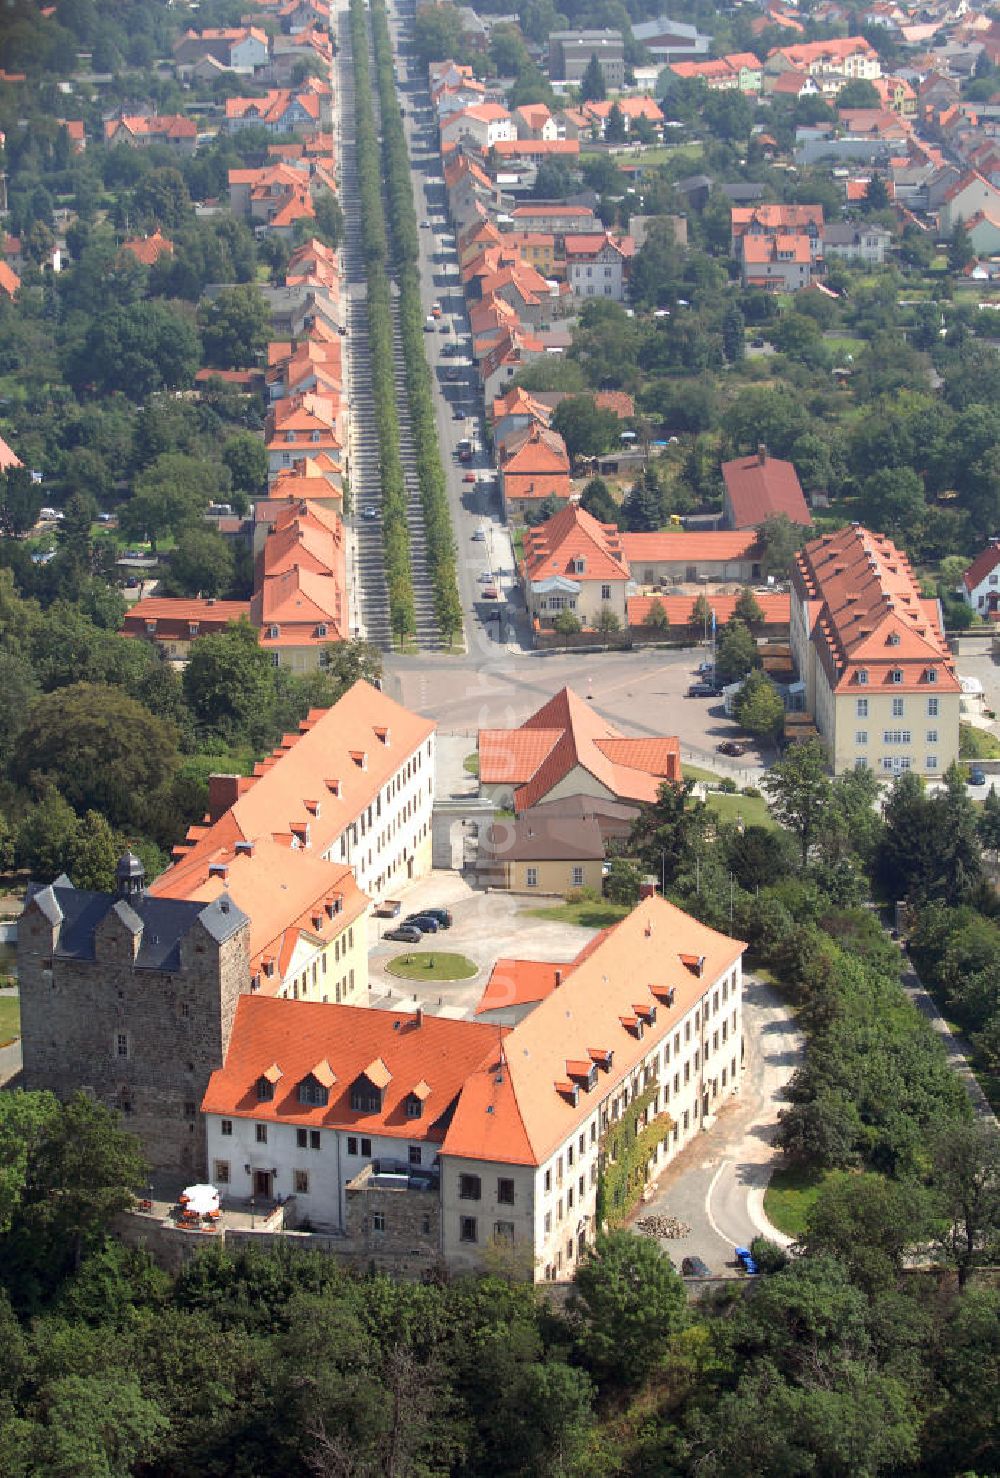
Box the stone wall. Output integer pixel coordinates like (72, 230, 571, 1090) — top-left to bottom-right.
(19, 902, 250, 1174)
(344, 1168, 441, 1275)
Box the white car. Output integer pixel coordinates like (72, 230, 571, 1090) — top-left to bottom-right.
(472, 528, 487, 542)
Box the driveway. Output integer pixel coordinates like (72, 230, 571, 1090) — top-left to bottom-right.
(633, 975, 801, 1271)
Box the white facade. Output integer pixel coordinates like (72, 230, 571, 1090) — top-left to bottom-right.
(440, 958, 743, 1280)
(205, 1113, 430, 1226)
(327, 734, 435, 899)
(568, 248, 626, 301)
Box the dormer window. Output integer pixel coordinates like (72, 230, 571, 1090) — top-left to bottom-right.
(890, 669, 903, 684)
(887, 632, 900, 646)
(857, 669, 868, 685)
(268, 624, 280, 639)
(572, 556, 585, 574)
(316, 624, 327, 638)
(350, 750, 367, 769)
(351, 1057, 391, 1113)
(256, 1063, 282, 1101)
(927, 668, 937, 683)
(405, 1094, 423, 1119)
(299, 1077, 329, 1107)
(566, 1059, 597, 1092)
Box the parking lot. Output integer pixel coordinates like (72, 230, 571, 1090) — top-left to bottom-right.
(366, 874, 596, 1018)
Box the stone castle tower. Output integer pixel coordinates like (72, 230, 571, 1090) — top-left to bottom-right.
(17, 855, 251, 1173)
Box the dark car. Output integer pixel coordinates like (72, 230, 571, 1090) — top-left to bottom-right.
(717, 740, 748, 757)
(404, 913, 440, 933)
(421, 907, 453, 928)
(681, 1256, 712, 1277)
(385, 924, 422, 943)
(688, 682, 717, 698)
(968, 766, 987, 786)
(735, 1246, 759, 1275)
(452, 407, 465, 419)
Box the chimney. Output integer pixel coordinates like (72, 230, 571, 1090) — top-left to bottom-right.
(554, 969, 562, 987)
(758, 443, 767, 465)
(415, 1006, 423, 1028)
(208, 774, 242, 822)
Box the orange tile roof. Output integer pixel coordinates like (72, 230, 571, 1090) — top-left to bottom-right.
(621, 530, 760, 563)
(120, 229, 173, 265)
(204, 997, 500, 1143)
(769, 35, 876, 65)
(123, 598, 251, 641)
(169, 681, 435, 868)
(151, 835, 367, 981)
(594, 390, 634, 419)
(475, 958, 567, 1015)
(491, 385, 552, 425)
(722, 452, 809, 528)
(524, 503, 629, 584)
(628, 592, 790, 627)
(479, 686, 680, 812)
(502, 473, 573, 503)
(501, 422, 569, 475)
(732, 203, 824, 235)
(794, 524, 960, 694)
(963, 542, 1000, 592)
(0, 261, 20, 297)
(443, 896, 745, 1166)
(492, 139, 580, 157)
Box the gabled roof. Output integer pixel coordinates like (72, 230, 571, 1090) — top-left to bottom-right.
(963, 541, 1000, 592)
(0, 433, 22, 471)
(443, 896, 745, 1166)
(167, 682, 435, 869)
(621, 529, 760, 563)
(475, 958, 567, 1015)
(120, 229, 173, 266)
(0, 261, 20, 297)
(500, 422, 570, 475)
(478, 686, 680, 812)
(203, 997, 500, 1143)
(722, 451, 810, 528)
(524, 503, 629, 585)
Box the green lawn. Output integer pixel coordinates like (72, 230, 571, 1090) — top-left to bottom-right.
(704, 790, 775, 830)
(463, 752, 479, 776)
(764, 1164, 827, 1239)
(683, 763, 722, 785)
(823, 337, 865, 358)
(0, 995, 20, 1047)
(385, 952, 478, 981)
(527, 900, 630, 929)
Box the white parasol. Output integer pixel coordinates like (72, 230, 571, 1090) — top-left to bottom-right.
(180, 1184, 220, 1215)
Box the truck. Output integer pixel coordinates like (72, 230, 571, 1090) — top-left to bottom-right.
(373, 899, 402, 919)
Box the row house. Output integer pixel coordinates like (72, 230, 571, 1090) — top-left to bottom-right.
(668, 52, 763, 92)
(509, 202, 602, 237)
(766, 36, 882, 81)
(441, 103, 515, 151)
(499, 422, 572, 521)
(265, 393, 343, 480)
(251, 500, 349, 669)
(225, 88, 330, 135)
(202, 895, 738, 1282)
(479, 325, 547, 407)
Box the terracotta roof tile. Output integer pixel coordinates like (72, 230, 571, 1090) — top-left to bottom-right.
(722, 452, 809, 528)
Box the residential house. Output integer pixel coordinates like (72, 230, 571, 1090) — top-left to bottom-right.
(499, 422, 573, 521)
(628, 591, 790, 635)
(766, 37, 881, 81)
(582, 97, 665, 138)
(548, 30, 625, 87)
(514, 103, 558, 140)
(265, 394, 342, 479)
(491, 385, 552, 449)
(480, 326, 547, 407)
(0, 260, 19, 298)
(0, 432, 21, 471)
(961, 540, 1000, 615)
(251, 499, 348, 669)
(119, 229, 174, 267)
(478, 686, 680, 813)
(477, 806, 606, 894)
(962, 211, 1000, 255)
(173, 26, 270, 73)
(790, 524, 960, 774)
(169, 680, 436, 902)
(939, 171, 1000, 232)
(668, 53, 762, 92)
(722, 448, 810, 529)
(822, 222, 892, 263)
(226, 90, 328, 135)
(738, 232, 814, 290)
(522, 503, 631, 628)
(731, 203, 825, 259)
(103, 114, 197, 154)
(564, 231, 633, 302)
(123, 600, 253, 660)
(510, 203, 602, 237)
(441, 103, 516, 151)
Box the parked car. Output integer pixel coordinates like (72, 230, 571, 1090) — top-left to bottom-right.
(681, 1256, 712, 1277)
(374, 899, 402, 918)
(421, 907, 453, 928)
(452, 407, 465, 419)
(471, 527, 486, 540)
(439, 323, 449, 334)
(968, 766, 987, 786)
(420, 219, 430, 228)
(735, 1246, 759, 1275)
(404, 913, 440, 932)
(385, 924, 422, 943)
(481, 586, 499, 600)
(463, 472, 476, 483)
(362, 506, 379, 520)
(423, 321, 435, 332)
(688, 682, 717, 698)
(717, 740, 748, 757)
(695, 661, 715, 676)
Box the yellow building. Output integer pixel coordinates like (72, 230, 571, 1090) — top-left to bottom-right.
(791, 525, 961, 776)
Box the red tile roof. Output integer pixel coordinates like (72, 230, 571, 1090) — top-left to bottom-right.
(621, 530, 761, 563)
(203, 997, 500, 1145)
(722, 451, 810, 529)
(524, 503, 629, 584)
(479, 686, 680, 812)
(475, 958, 567, 1015)
(628, 592, 790, 627)
(963, 542, 1000, 592)
(0, 432, 22, 471)
(443, 896, 745, 1166)
(794, 525, 961, 694)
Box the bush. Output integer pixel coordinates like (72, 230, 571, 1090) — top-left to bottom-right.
(742, 785, 762, 798)
(718, 777, 738, 794)
(750, 1236, 790, 1274)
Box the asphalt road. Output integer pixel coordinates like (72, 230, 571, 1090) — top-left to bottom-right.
(635, 975, 801, 1272)
(387, 5, 531, 657)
